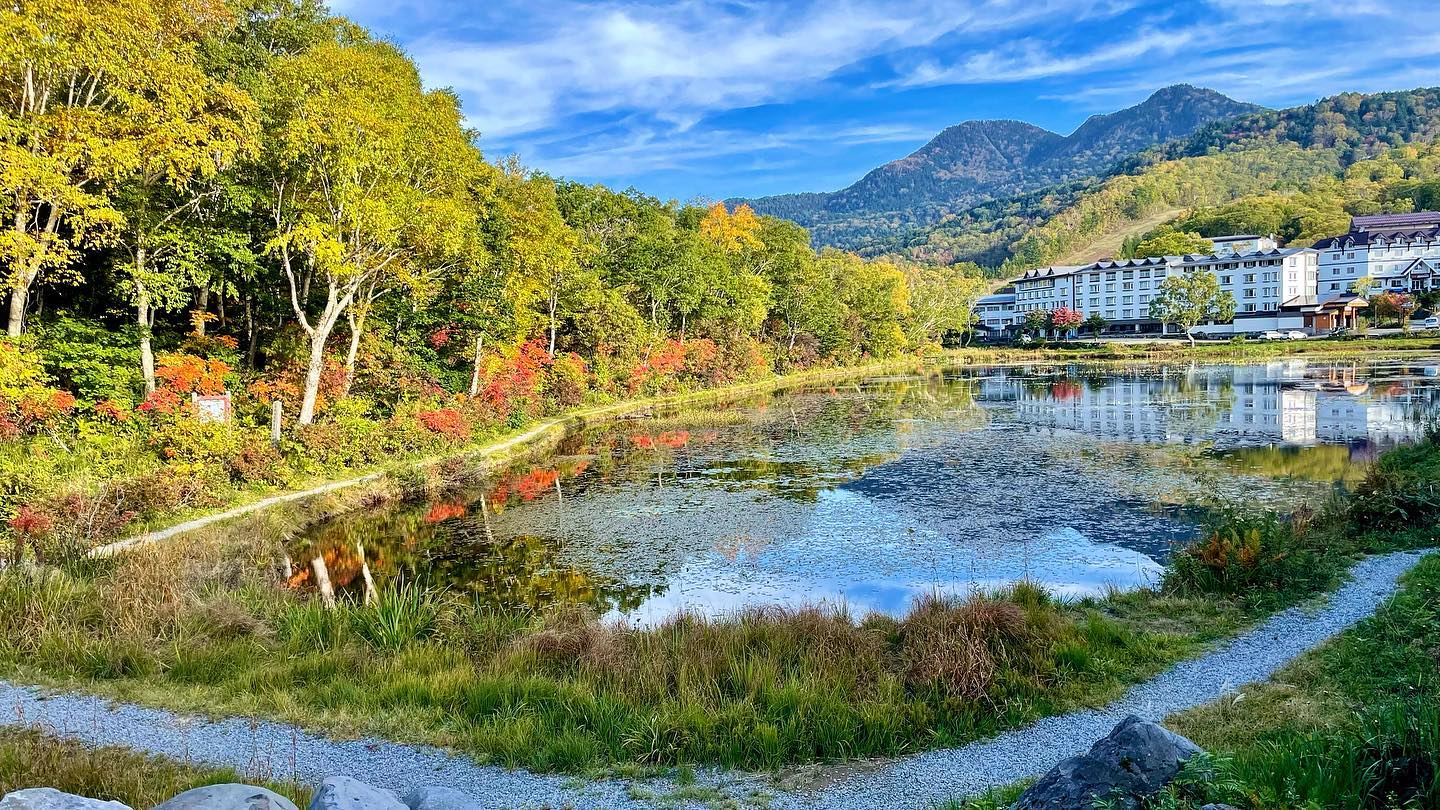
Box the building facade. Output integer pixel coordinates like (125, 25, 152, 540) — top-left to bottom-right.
(1313, 212, 1440, 297)
(986, 212, 1440, 337)
(974, 290, 1017, 335)
(1008, 247, 1317, 334)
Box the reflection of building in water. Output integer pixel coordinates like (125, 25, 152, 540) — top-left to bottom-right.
(978, 362, 1439, 448)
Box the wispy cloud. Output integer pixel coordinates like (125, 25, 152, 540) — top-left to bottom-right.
(405, 0, 1136, 140)
(332, 0, 1440, 199)
(892, 28, 1197, 87)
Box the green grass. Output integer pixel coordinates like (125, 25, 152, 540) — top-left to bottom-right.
(0, 727, 310, 808)
(1152, 552, 1440, 809)
(0, 545, 1215, 774)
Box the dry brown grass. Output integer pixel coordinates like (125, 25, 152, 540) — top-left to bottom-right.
(898, 593, 1032, 700)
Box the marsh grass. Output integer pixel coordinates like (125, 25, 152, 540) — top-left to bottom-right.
(0, 727, 310, 808)
(0, 523, 1205, 774)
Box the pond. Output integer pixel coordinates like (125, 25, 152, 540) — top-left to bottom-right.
(290, 357, 1440, 624)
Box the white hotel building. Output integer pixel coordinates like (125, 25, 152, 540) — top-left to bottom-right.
(1313, 212, 1440, 297)
(1007, 236, 1318, 334)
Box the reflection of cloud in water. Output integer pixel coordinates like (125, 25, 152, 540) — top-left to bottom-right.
(499, 457, 1166, 625)
(606, 489, 1162, 625)
(298, 357, 1440, 624)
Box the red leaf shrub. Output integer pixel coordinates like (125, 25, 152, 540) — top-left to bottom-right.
(0, 342, 78, 434)
(414, 407, 471, 443)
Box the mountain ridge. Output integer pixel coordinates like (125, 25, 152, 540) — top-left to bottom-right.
(737, 85, 1266, 249)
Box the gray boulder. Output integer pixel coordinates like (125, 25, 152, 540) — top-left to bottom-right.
(154, 784, 298, 810)
(0, 789, 131, 810)
(402, 787, 476, 810)
(307, 778, 406, 810)
(1013, 715, 1203, 810)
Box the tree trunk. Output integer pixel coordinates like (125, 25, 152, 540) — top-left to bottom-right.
(548, 292, 558, 357)
(137, 275, 157, 394)
(7, 285, 27, 337)
(342, 307, 367, 395)
(244, 294, 259, 369)
(469, 334, 484, 397)
(298, 318, 333, 425)
(194, 281, 210, 335)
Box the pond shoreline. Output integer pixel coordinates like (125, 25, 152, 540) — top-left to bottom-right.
(95, 341, 1440, 560)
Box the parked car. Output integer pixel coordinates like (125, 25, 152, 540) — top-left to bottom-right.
(1413, 316, 1440, 330)
(1259, 330, 1284, 341)
(1283, 330, 1308, 340)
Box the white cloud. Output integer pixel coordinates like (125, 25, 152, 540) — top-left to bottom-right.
(894, 27, 1198, 87)
(405, 0, 1132, 140)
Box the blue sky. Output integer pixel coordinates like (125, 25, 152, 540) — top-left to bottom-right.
(328, 0, 1440, 203)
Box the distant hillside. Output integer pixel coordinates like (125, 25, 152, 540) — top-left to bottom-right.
(739, 85, 1263, 249)
(878, 86, 1440, 273)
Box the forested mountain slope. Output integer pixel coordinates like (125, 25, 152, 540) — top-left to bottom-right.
(740, 85, 1262, 249)
(878, 87, 1440, 273)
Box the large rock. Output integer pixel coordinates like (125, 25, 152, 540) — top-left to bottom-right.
(153, 784, 299, 810)
(0, 789, 131, 810)
(1013, 716, 1203, 810)
(306, 777, 406, 810)
(402, 786, 476, 810)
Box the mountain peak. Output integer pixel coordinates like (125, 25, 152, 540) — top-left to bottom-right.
(742, 86, 1265, 248)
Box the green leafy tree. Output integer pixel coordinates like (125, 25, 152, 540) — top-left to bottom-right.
(1150, 269, 1236, 346)
(903, 263, 988, 347)
(1132, 231, 1214, 259)
(0, 0, 236, 337)
(1084, 312, 1108, 337)
(261, 39, 485, 423)
(1021, 309, 1049, 336)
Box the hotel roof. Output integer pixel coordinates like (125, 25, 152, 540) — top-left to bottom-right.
(1353, 212, 1440, 230)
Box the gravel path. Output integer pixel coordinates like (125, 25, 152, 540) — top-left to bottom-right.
(1, 550, 1426, 809)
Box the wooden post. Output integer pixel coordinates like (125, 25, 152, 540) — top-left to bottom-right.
(271, 400, 283, 445)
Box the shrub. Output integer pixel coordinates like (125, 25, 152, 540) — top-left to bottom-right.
(545, 352, 589, 409)
(1163, 507, 1345, 608)
(0, 342, 78, 437)
(413, 407, 471, 444)
(1349, 434, 1440, 539)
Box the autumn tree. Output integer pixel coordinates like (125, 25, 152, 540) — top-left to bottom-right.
(261, 40, 484, 423)
(903, 263, 987, 347)
(0, 0, 240, 337)
(1049, 306, 1083, 336)
(1150, 269, 1236, 346)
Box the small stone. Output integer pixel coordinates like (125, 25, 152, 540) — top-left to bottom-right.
(307, 777, 406, 810)
(1012, 715, 1203, 810)
(402, 786, 476, 810)
(1199, 805, 1241, 810)
(0, 789, 131, 810)
(154, 784, 299, 810)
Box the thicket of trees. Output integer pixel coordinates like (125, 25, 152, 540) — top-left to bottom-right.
(0, 0, 989, 554)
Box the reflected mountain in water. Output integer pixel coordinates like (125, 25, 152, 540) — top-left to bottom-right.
(293, 357, 1440, 623)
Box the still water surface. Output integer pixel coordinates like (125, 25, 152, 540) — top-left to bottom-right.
(293, 358, 1440, 623)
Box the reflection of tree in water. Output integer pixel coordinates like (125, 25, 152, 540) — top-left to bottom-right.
(287, 495, 661, 614)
